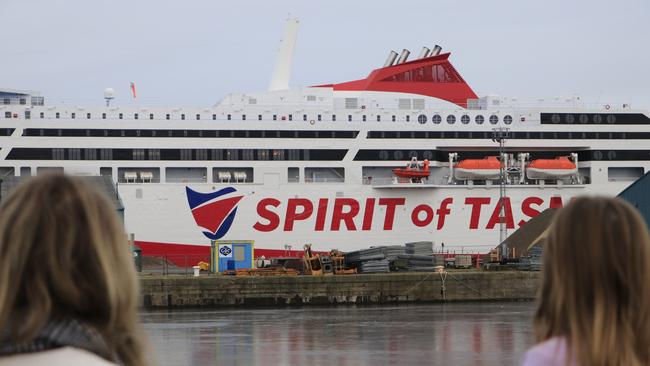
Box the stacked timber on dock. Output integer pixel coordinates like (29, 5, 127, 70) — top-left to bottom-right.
(406, 241, 434, 256)
(345, 242, 436, 273)
(358, 260, 390, 273)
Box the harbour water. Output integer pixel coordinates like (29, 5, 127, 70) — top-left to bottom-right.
(143, 301, 536, 366)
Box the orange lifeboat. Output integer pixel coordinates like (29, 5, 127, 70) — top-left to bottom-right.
(526, 156, 577, 180)
(393, 159, 431, 180)
(454, 156, 502, 180)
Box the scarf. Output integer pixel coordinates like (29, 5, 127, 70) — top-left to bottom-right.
(0, 318, 117, 363)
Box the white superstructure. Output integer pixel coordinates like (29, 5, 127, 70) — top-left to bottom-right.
(1, 20, 649, 260)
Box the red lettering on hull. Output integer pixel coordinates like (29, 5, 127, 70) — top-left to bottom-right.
(252, 195, 569, 234)
(378, 198, 405, 230)
(362, 198, 375, 231)
(411, 204, 434, 227)
(253, 198, 281, 232)
(284, 198, 313, 231)
(486, 197, 515, 229)
(465, 197, 491, 229)
(331, 198, 360, 231)
(519, 196, 544, 227)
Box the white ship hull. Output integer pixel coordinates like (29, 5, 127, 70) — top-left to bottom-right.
(117, 175, 628, 258)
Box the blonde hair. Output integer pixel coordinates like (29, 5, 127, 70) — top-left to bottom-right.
(534, 196, 650, 366)
(0, 175, 147, 366)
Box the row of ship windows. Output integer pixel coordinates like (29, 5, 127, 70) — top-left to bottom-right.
(5, 111, 650, 125)
(424, 114, 513, 125)
(5, 167, 343, 185)
(7, 147, 650, 162)
(367, 131, 650, 140)
(22, 129, 359, 139)
(18, 129, 650, 140)
(353, 149, 650, 162)
(540, 113, 650, 125)
(6, 148, 348, 161)
(4, 110, 513, 125)
(3, 98, 27, 105)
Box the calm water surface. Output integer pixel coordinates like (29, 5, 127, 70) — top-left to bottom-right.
(143, 302, 536, 366)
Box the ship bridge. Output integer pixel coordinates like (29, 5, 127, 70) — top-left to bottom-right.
(0, 88, 44, 106)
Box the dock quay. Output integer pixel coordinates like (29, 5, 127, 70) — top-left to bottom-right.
(140, 271, 539, 309)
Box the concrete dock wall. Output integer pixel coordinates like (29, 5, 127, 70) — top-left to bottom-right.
(140, 271, 540, 309)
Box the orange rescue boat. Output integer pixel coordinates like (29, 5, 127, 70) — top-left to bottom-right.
(454, 156, 502, 180)
(526, 156, 577, 180)
(393, 159, 431, 179)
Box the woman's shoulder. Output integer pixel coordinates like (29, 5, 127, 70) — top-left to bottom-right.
(0, 347, 117, 366)
(521, 337, 572, 366)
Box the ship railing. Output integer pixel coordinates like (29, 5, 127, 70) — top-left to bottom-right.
(138, 254, 211, 276)
(364, 177, 448, 186)
(304, 177, 345, 183)
(164, 178, 208, 183)
(365, 175, 587, 186)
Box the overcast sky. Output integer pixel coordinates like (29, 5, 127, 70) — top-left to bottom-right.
(1, 0, 648, 108)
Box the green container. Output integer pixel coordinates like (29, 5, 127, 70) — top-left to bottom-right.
(133, 245, 142, 272)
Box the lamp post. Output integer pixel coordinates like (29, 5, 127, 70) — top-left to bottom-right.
(492, 127, 510, 262)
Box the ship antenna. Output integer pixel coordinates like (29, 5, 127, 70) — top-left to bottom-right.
(268, 16, 300, 91)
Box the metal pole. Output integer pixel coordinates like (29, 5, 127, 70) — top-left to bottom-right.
(493, 127, 510, 262)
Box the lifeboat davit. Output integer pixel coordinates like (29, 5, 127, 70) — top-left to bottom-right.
(526, 156, 577, 180)
(393, 159, 431, 179)
(454, 156, 502, 180)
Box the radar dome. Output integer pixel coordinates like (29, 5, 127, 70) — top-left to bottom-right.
(104, 88, 115, 99)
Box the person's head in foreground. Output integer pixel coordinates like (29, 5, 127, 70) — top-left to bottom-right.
(522, 196, 650, 366)
(0, 175, 147, 366)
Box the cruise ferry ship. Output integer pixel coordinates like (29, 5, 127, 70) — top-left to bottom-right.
(1, 18, 649, 260)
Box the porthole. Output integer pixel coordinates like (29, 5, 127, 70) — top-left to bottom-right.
(379, 150, 389, 160)
(607, 114, 616, 124)
(551, 114, 561, 124)
(408, 151, 418, 159)
(593, 151, 603, 160)
(489, 115, 498, 124)
(461, 115, 470, 124)
(475, 115, 484, 124)
(565, 114, 575, 124)
(423, 151, 433, 160)
(446, 115, 456, 124)
(593, 114, 602, 124)
(432, 114, 442, 124)
(579, 114, 588, 124)
(594, 114, 603, 124)
(393, 150, 404, 160)
(607, 151, 616, 160)
(417, 114, 427, 124)
(503, 115, 513, 125)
